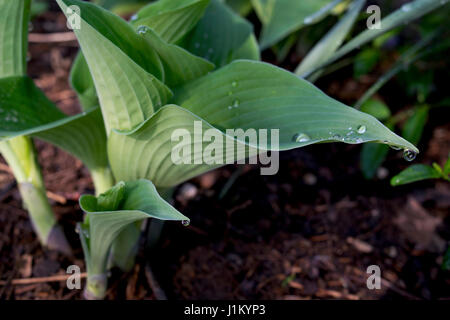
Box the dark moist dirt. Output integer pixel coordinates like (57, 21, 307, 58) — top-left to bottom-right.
(0, 9, 449, 300)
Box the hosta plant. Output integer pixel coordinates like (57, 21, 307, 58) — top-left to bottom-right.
(52, 0, 422, 299)
(0, 0, 425, 299)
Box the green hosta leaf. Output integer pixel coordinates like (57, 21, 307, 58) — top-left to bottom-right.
(79, 179, 188, 277)
(0, 76, 108, 171)
(182, 0, 253, 67)
(402, 105, 429, 146)
(108, 60, 418, 187)
(70, 52, 97, 111)
(296, 0, 365, 77)
(253, 0, 335, 49)
(137, 26, 214, 87)
(131, 0, 211, 44)
(360, 143, 389, 179)
(391, 164, 441, 186)
(360, 99, 391, 121)
(57, 0, 172, 133)
(0, 0, 31, 77)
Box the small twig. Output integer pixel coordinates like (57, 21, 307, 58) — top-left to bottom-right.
(145, 264, 167, 300)
(46, 191, 67, 204)
(29, 32, 77, 43)
(0, 273, 87, 286)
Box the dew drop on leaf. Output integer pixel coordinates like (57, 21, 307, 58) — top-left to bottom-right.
(181, 220, 190, 227)
(137, 26, 148, 35)
(293, 133, 311, 143)
(231, 81, 237, 88)
(403, 149, 417, 162)
(357, 125, 367, 134)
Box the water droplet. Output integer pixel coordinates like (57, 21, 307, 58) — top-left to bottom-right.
(293, 133, 311, 143)
(233, 100, 240, 108)
(182, 220, 190, 227)
(403, 149, 417, 162)
(357, 125, 366, 134)
(355, 138, 363, 143)
(348, 127, 353, 130)
(303, 16, 314, 25)
(333, 134, 342, 140)
(402, 4, 412, 12)
(137, 26, 148, 35)
(346, 131, 354, 136)
(130, 14, 138, 21)
(231, 81, 237, 88)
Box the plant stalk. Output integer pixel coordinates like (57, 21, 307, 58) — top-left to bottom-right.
(0, 137, 71, 254)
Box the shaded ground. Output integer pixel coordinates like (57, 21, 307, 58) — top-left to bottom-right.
(0, 8, 449, 300)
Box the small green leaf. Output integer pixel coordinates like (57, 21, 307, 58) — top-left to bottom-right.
(360, 99, 391, 121)
(402, 105, 429, 146)
(391, 164, 441, 186)
(70, 52, 97, 111)
(79, 179, 188, 277)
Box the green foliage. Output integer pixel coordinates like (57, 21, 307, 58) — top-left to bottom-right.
(391, 155, 450, 186)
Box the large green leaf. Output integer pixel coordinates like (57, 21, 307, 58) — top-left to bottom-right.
(137, 26, 214, 87)
(0, 0, 31, 77)
(0, 76, 108, 171)
(57, 0, 172, 134)
(181, 0, 253, 67)
(108, 60, 418, 187)
(131, 0, 211, 44)
(296, 0, 365, 77)
(252, 0, 334, 49)
(79, 179, 188, 282)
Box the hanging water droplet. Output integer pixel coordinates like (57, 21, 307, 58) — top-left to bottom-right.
(357, 125, 366, 134)
(231, 81, 237, 88)
(293, 133, 311, 143)
(137, 26, 148, 35)
(403, 149, 417, 162)
(182, 220, 190, 227)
